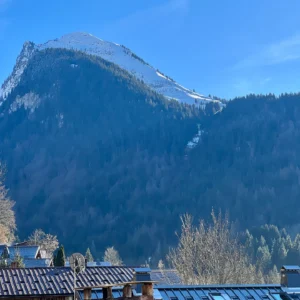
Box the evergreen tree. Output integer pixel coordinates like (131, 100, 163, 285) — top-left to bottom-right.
(256, 246, 271, 269)
(53, 251, 57, 266)
(0, 245, 9, 268)
(85, 248, 93, 262)
(12, 250, 24, 268)
(1, 245, 9, 259)
(55, 245, 65, 267)
(0, 258, 8, 268)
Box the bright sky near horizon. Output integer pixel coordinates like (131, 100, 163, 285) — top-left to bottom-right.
(1, 0, 300, 99)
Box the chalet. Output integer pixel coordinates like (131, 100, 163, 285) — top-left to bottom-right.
(0, 244, 52, 268)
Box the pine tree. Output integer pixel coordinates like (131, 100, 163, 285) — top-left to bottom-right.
(12, 249, 24, 268)
(256, 246, 271, 269)
(53, 251, 57, 266)
(55, 245, 65, 267)
(2, 245, 9, 259)
(0, 258, 7, 268)
(85, 248, 93, 262)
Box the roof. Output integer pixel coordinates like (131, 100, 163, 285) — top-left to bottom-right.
(77, 287, 127, 300)
(23, 258, 52, 268)
(151, 270, 182, 285)
(134, 267, 152, 273)
(77, 284, 285, 300)
(77, 287, 162, 300)
(0, 245, 40, 259)
(282, 266, 300, 271)
(156, 284, 284, 300)
(12, 241, 32, 247)
(0, 266, 134, 297)
(283, 287, 300, 295)
(65, 261, 112, 267)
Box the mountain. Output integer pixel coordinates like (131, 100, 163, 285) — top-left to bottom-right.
(0, 32, 222, 109)
(0, 47, 204, 262)
(2, 33, 300, 264)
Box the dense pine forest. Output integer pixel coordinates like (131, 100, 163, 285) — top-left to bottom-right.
(1, 48, 300, 266)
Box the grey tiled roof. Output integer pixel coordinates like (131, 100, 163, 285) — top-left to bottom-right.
(65, 261, 112, 267)
(151, 270, 182, 285)
(23, 258, 52, 268)
(282, 266, 300, 271)
(157, 284, 284, 300)
(0, 245, 39, 259)
(77, 284, 285, 300)
(0, 266, 134, 297)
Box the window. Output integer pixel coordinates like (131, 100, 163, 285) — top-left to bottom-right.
(271, 294, 286, 300)
(210, 294, 228, 300)
(170, 297, 178, 300)
(211, 296, 225, 300)
(185, 297, 193, 300)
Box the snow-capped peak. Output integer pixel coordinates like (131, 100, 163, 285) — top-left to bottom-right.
(1, 32, 222, 108)
(0, 41, 35, 101)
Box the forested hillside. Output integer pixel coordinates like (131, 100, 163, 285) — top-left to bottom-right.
(0, 49, 202, 262)
(180, 93, 300, 227)
(2, 47, 300, 265)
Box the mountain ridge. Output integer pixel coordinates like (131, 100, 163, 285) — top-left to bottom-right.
(0, 32, 223, 109)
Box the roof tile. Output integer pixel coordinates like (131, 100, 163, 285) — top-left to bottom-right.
(0, 266, 134, 297)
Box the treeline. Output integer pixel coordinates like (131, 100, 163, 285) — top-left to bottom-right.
(244, 224, 300, 272)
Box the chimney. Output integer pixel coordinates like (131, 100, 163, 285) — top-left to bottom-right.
(281, 265, 300, 287)
(123, 284, 132, 298)
(133, 267, 151, 294)
(142, 283, 153, 297)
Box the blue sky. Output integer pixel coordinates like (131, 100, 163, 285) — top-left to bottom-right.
(1, 0, 300, 99)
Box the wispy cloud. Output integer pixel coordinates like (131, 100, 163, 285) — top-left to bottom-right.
(107, 0, 190, 32)
(260, 77, 271, 85)
(236, 34, 300, 69)
(0, 0, 11, 11)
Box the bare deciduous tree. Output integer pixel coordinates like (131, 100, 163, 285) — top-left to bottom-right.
(0, 224, 9, 244)
(158, 259, 165, 270)
(168, 210, 261, 285)
(265, 265, 280, 284)
(103, 246, 123, 266)
(28, 229, 59, 258)
(0, 165, 16, 242)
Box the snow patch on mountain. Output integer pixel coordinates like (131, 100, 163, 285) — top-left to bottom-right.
(9, 92, 40, 114)
(38, 32, 212, 106)
(1, 32, 223, 109)
(56, 113, 64, 128)
(186, 125, 203, 149)
(0, 42, 36, 102)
